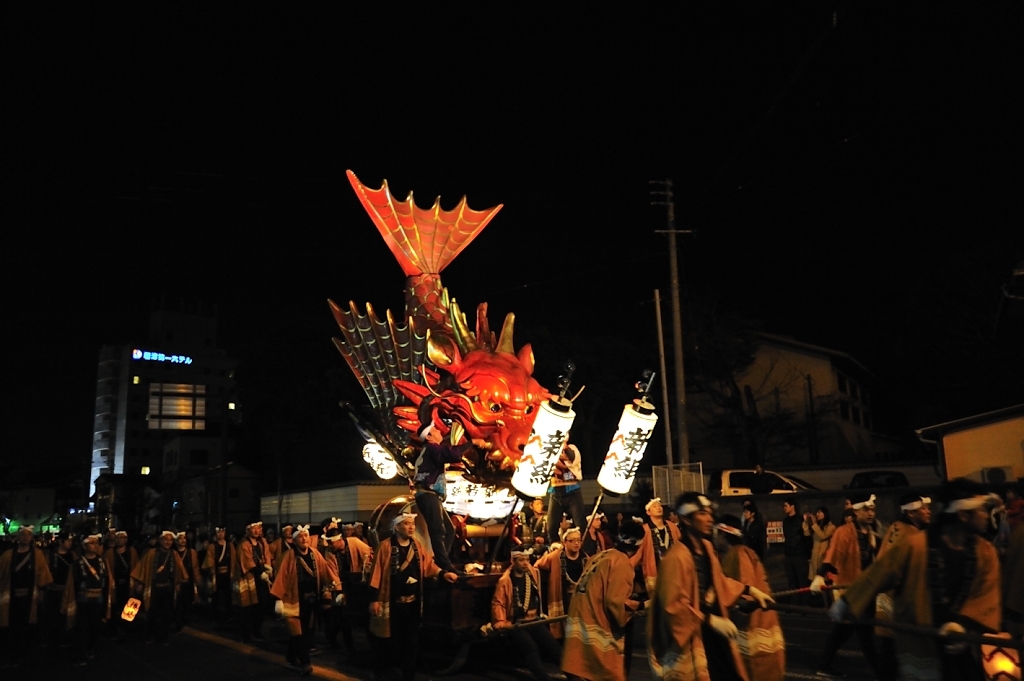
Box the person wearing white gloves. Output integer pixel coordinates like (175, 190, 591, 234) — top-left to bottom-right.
(826, 479, 1002, 681)
(270, 525, 336, 676)
(647, 493, 773, 681)
(810, 491, 884, 678)
(236, 520, 274, 643)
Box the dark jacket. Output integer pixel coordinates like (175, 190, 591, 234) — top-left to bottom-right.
(782, 514, 809, 557)
(743, 516, 766, 558)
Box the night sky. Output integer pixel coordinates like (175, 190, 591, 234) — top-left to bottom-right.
(7, 5, 1021, 480)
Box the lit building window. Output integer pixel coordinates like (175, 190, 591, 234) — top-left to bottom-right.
(133, 376, 140, 385)
(228, 402, 236, 410)
(148, 383, 207, 430)
(141, 467, 151, 475)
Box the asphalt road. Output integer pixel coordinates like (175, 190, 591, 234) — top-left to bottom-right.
(20, 602, 877, 681)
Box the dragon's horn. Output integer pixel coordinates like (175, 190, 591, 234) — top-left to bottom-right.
(448, 297, 478, 354)
(496, 313, 516, 354)
(475, 303, 493, 351)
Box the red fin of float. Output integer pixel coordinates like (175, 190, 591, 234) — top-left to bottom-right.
(346, 170, 503, 277)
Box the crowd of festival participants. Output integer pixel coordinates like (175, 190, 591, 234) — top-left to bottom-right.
(2, 440, 1023, 681)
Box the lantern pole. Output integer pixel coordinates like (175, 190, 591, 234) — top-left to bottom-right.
(484, 498, 522, 576)
(582, 491, 604, 543)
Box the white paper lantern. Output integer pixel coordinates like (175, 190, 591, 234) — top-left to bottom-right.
(442, 470, 519, 520)
(511, 397, 576, 498)
(597, 400, 658, 495)
(362, 440, 399, 480)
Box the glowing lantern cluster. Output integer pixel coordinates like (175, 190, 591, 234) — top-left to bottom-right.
(597, 398, 658, 495)
(362, 440, 399, 480)
(511, 396, 576, 499)
(442, 470, 519, 520)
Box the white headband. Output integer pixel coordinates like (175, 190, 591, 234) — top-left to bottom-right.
(944, 494, 999, 514)
(247, 521, 263, 529)
(160, 530, 176, 538)
(560, 527, 582, 542)
(82, 533, 102, 544)
(851, 494, 876, 510)
(17, 525, 34, 534)
(510, 547, 534, 557)
(901, 497, 931, 512)
(677, 495, 715, 516)
(115, 530, 128, 537)
(715, 523, 744, 538)
(294, 524, 310, 536)
(418, 423, 435, 440)
(645, 497, 663, 513)
(392, 513, 417, 529)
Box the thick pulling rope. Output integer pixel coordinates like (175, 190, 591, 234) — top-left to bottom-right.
(765, 601, 1024, 651)
(480, 614, 568, 637)
(768, 584, 850, 599)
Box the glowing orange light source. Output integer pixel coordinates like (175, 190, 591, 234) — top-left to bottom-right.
(982, 634, 1022, 681)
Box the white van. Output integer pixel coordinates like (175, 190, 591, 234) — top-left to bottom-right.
(707, 469, 819, 496)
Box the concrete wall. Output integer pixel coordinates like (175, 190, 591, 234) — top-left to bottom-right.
(260, 484, 409, 525)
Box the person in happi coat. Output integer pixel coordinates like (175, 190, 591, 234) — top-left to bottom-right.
(0, 525, 53, 667)
(268, 524, 294, 573)
(492, 546, 563, 681)
(714, 515, 785, 681)
(367, 512, 458, 681)
(201, 526, 235, 626)
(646, 494, 773, 681)
(103, 529, 138, 638)
(636, 497, 682, 593)
(833, 478, 1002, 681)
(560, 517, 646, 681)
(810, 491, 885, 678)
(322, 520, 373, 654)
(131, 530, 186, 644)
(270, 524, 336, 676)
(873, 493, 932, 681)
(173, 531, 200, 631)
(534, 526, 585, 640)
(582, 512, 611, 558)
(234, 520, 273, 642)
(43, 531, 76, 648)
(71, 534, 114, 666)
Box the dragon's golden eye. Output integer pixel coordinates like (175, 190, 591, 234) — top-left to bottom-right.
(525, 405, 535, 415)
(489, 404, 502, 413)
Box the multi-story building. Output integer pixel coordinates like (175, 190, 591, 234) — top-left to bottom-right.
(90, 308, 237, 502)
(687, 333, 899, 470)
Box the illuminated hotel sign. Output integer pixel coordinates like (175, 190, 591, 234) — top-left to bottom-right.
(132, 348, 193, 364)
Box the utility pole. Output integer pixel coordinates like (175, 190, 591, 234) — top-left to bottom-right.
(654, 289, 674, 467)
(650, 179, 693, 465)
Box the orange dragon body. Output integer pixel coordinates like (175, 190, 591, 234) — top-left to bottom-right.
(330, 171, 549, 485)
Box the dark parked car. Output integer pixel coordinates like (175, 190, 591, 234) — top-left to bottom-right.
(845, 471, 910, 489)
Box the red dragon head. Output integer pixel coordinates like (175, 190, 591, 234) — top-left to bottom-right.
(393, 299, 549, 482)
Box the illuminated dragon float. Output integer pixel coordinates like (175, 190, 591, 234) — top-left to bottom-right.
(330, 170, 553, 490)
